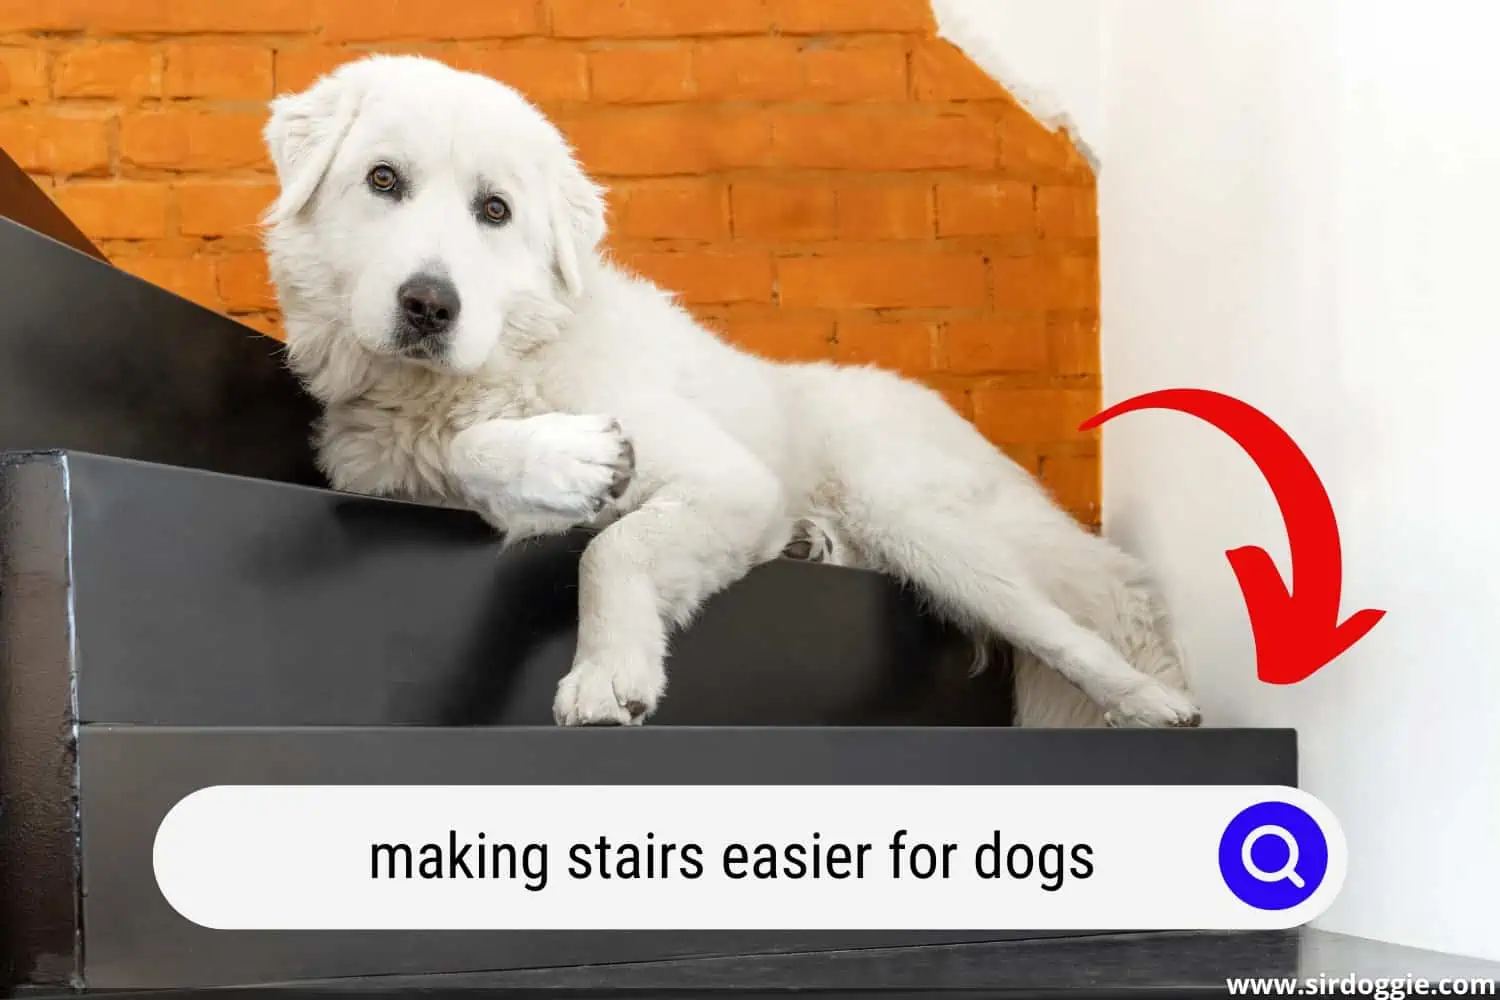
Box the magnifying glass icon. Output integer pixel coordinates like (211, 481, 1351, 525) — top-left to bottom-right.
(1220, 800, 1331, 910)
(1241, 824, 1304, 888)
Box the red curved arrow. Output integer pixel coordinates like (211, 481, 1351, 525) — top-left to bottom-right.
(1080, 388, 1384, 685)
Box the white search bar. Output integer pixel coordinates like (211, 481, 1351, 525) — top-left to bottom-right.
(153, 783, 1345, 931)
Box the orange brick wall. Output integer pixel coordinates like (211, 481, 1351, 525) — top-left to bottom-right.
(0, 0, 1101, 523)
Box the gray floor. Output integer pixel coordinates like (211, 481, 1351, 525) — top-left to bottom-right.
(259, 928, 1500, 992)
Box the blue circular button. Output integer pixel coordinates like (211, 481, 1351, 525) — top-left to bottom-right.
(1218, 800, 1328, 910)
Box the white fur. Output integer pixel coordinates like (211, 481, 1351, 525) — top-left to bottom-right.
(261, 55, 1200, 729)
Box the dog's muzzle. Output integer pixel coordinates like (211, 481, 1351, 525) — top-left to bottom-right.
(395, 273, 461, 355)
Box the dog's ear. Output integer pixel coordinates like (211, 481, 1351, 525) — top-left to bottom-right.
(262, 71, 360, 226)
(548, 151, 606, 297)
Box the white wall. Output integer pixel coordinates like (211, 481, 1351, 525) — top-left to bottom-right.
(1099, 0, 1500, 961)
(930, 0, 1104, 166)
(941, 0, 1500, 962)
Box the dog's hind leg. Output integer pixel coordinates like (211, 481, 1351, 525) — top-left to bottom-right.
(802, 368, 1198, 728)
(785, 363, 1197, 727)
(1012, 555, 1192, 727)
(845, 499, 1199, 727)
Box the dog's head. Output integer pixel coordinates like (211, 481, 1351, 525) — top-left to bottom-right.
(261, 55, 605, 376)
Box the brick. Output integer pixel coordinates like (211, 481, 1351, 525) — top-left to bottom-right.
(52, 182, 169, 240)
(121, 111, 269, 171)
(937, 179, 1033, 236)
(1048, 310, 1099, 377)
(772, 110, 994, 170)
(550, 0, 772, 38)
(117, 255, 219, 310)
(0, 48, 48, 105)
(54, 43, 159, 100)
(971, 386, 1100, 445)
(609, 179, 727, 240)
(448, 46, 589, 102)
(217, 252, 276, 312)
(720, 316, 833, 363)
(992, 255, 1097, 310)
(175, 181, 279, 237)
(0, 0, 83, 32)
(0, 112, 110, 175)
(801, 43, 907, 102)
(696, 39, 905, 104)
(617, 248, 773, 304)
(999, 106, 1093, 182)
(778, 251, 986, 309)
(770, 0, 933, 33)
(941, 314, 1047, 374)
(79, 0, 318, 33)
(163, 45, 274, 101)
(694, 38, 801, 102)
(833, 320, 935, 374)
(562, 110, 771, 176)
(731, 181, 835, 241)
(1039, 452, 1098, 515)
(319, 0, 541, 42)
(589, 48, 693, 104)
(275, 48, 355, 94)
(837, 182, 932, 240)
(695, 310, 729, 332)
(912, 39, 1005, 101)
(1036, 184, 1096, 241)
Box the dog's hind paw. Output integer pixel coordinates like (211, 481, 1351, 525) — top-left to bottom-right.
(1104, 681, 1202, 729)
(553, 659, 664, 727)
(781, 518, 834, 563)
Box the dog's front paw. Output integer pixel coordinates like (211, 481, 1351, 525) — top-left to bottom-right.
(553, 659, 664, 727)
(1104, 680, 1202, 729)
(451, 413, 634, 522)
(524, 413, 635, 517)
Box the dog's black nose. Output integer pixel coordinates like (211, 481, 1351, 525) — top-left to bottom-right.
(397, 274, 461, 339)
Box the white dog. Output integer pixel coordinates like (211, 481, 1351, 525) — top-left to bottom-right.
(260, 55, 1200, 729)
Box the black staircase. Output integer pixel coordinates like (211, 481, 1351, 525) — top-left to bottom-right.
(0, 153, 1323, 994)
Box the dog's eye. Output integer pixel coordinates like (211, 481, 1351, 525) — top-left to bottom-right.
(480, 195, 511, 225)
(367, 164, 400, 194)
